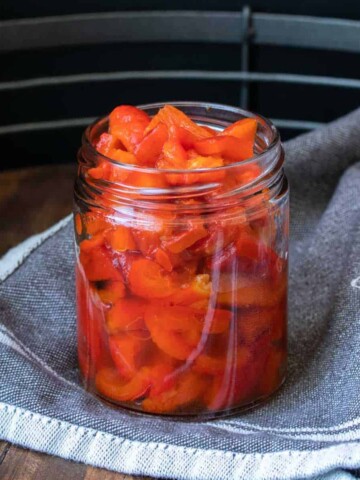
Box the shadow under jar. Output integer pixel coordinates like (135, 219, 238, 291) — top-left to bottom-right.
(74, 102, 289, 419)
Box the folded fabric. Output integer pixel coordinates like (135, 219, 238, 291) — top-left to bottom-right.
(1, 108, 360, 480)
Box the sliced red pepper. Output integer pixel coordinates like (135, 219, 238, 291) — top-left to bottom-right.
(191, 218, 241, 257)
(221, 117, 257, 143)
(144, 305, 202, 360)
(164, 155, 225, 186)
(128, 258, 176, 299)
(195, 346, 250, 376)
(258, 349, 285, 397)
(194, 135, 254, 162)
(145, 105, 212, 140)
(95, 367, 150, 402)
(109, 333, 150, 379)
(84, 213, 112, 236)
(95, 132, 124, 155)
(205, 242, 238, 272)
(105, 226, 136, 252)
(201, 125, 217, 135)
(132, 229, 161, 257)
(203, 346, 257, 410)
(125, 170, 169, 188)
(234, 163, 262, 186)
(235, 228, 280, 278)
(106, 297, 148, 334)
(142, 370, 205, 414)
(162, 223, 208, 254)
(109, 105, 150, 152)
(95, 280, 126, 305)
(173, 126, 203, 149)
(270, 300, 287, 343)
(216, 275, 285, 308)
(165, 273, 211, 306)
(79, 243, 123, 283)
(237, 309, 274, 344)
(140, 363, 177, 397)
(154, 248, 174, 272)
(107, 148, 137, 165)
(88, 159, 131, 183)
(135, 122, 168, 166)
(158, 136, 188, 170)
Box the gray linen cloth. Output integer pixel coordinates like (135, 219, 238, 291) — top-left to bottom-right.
(1, 108, 360, 480)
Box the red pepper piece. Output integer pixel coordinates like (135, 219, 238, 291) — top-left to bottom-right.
(201, 125, 217, 135)
(238, 309, 274, 344)
(235, 228, 280, 278)
(234, 163, 262, 186)
(194, 135, 254, 162)
(96, 367, 150, 402)
(173, 126, 202, 149)
(109, 333, 150, 379)
(154, 248, 174, 272)
(145, 105, 212, 140)
(142, 371, 206, 414)
(88, 158, 132, 183)
(128, 258, 176, 299)
(125, 170, 169, 188)
(95, 132, 124, 155)
(105, 226, 136, 252)
(135, 122, 168, 166)
(164, 155, 225, 186)
(140, 363, 177, 398)
(132, 229, 161, 257)
(107, 148, 137, 165)
(158, 135, 188, 170)
(109, 105, 150, 152)
(79, 243, 123, 283)
(205, 242, 238, 272)
(221, 118, 257, 143)
(93, 132, 136, 184)
(84, 213, 112, 236)
(258, 349, 285, 397)
(144, 305, 202, 360)
(186, 155, 225, 183)
(106, 298, 148, 334)
(191, 218, 242, 257)
(165, 273, 211, 306)
(163, 223, 208, 254)
(95, 280, 126, 305)
(206, 225, 279, 277)
(216, 276, 284, 308)
(203, 346, 257, 410)
(270, 300, 287, 343)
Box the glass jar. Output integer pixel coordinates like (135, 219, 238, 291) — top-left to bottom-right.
(74, 102, 288, 419)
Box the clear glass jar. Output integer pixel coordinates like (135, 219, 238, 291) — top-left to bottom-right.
(74, 102, 288, 419)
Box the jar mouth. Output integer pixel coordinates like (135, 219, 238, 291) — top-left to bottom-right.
(82, 101, 281, 177)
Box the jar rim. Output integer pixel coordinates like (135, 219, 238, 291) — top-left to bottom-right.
(82, 101, 281, 176)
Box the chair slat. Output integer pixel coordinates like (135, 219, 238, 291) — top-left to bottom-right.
(1, 71, 359, 92)
(0, 116, 323, 135)
(0, 11, 359, 53)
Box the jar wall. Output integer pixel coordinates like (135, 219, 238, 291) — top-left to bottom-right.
(75, 187, 288, 417)
(74, 103, 288, 418)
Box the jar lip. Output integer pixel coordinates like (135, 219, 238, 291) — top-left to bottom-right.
(82, 101, 281, 176)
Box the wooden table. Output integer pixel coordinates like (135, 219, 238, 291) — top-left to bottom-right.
(0, 165, 151, 480)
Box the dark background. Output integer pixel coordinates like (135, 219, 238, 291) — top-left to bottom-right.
(1, 0, 360, 170)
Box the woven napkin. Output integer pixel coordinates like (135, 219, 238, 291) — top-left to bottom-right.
(1, 108, 360, 480)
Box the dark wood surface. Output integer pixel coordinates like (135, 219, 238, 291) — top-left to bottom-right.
(0, 165, 150, 480)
